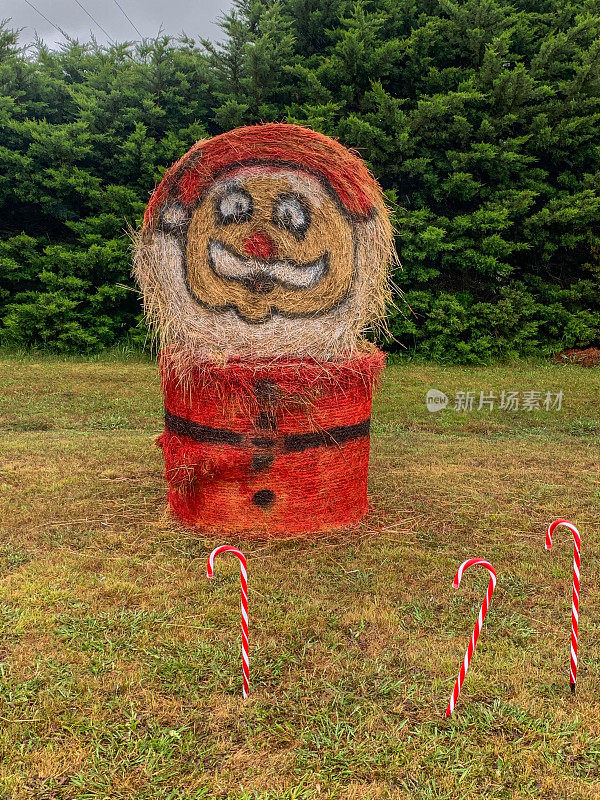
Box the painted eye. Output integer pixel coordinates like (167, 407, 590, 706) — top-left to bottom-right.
(160, 202, 188, 232)
(216, 189, 253, 224)
(273, 194, 310, 238)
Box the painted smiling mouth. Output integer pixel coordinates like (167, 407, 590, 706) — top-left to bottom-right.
(208, 239, 328, 295)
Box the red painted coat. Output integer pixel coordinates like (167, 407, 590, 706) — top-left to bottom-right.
(157, 351, 385, 535)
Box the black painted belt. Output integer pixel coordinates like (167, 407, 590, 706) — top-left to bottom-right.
(164, 410, 370, 453)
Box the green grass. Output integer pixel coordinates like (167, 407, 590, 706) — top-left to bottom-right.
(0, 356, 599, 798)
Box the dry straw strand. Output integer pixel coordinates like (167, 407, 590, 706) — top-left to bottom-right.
(133, 122, 394, 376)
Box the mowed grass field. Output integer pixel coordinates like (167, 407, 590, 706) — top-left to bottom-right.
(1, 353, 600, 799)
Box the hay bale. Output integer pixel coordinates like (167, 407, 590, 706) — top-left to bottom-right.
(133, 122, 393, 534)
(133, 122, 394, 371)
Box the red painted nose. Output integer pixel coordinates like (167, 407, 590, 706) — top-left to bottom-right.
(243, 231, 276, 260)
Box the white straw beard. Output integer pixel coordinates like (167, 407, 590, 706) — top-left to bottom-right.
(208, 239, 327, 291)
(134, 229, 379, 361)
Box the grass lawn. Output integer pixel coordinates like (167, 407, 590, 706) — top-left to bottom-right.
(0, 354, 599, 799)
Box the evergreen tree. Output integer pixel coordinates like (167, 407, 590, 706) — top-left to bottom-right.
(2, 0, 600, 361)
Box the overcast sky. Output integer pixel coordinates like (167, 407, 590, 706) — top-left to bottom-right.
(5, 0, 234, 48)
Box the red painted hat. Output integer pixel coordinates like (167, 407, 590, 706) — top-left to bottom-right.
(144, 122, 381, 227)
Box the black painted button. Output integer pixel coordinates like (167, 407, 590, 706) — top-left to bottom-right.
(254, 379, 282, 404)
(251, 454, 274, 472)
(252, 489, 275, 508)
(255, 410, 277, 431)
(250, 436, 275, 448)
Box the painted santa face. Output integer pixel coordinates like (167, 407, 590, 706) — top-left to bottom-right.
(181, 169, 356, 322)
(134, 123, 393, 362)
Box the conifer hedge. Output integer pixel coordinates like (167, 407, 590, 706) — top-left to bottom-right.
(2, 0, 600, 361)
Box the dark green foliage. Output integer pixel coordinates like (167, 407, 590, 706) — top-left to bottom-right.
(2, 0, 600, 360)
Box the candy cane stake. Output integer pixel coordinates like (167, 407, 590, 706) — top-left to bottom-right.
(207, 546, 249, 699)
(545, 519, 581, 694)
(446, 558, 497, 717)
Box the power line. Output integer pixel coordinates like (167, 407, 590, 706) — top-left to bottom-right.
(71, 0, 116, 44)
(22, 0, 70, 40)
(112, 0, 143, 40)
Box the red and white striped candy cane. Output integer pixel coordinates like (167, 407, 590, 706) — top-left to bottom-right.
(545, 519, 581, 693)
(446, 558, 497, 717)
(207, 545, 249, 699)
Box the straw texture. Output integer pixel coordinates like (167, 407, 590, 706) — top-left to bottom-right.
(135, 123, 391, 534)
(133, 123, 393, 370)
(158, 349, 385, 535)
